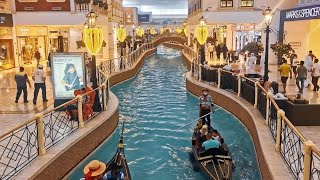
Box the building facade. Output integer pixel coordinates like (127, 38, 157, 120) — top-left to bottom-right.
(187, 0, 298, 64)
(0, 0, 124, 70)
(280, 0, 320, 62)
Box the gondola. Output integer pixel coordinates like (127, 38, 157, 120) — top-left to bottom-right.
(104, 121, 132, 180)
(191, 122, 233, 180)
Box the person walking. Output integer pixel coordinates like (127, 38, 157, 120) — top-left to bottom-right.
(290, 50, 298, 78)
(208, 43, 214, 59)
(296, 61, 308, 93)
(304, 50, 316, 87)
(15, 67, 31, 103)
(312, 59, 320, 91)
(199, 88, 214, 126)
(222, 44, 228, 60)
(32, 64, 48, 104)
(216, 44, 221, 60)
(34, 49, 41, 66)
(278, 59, 291, 94)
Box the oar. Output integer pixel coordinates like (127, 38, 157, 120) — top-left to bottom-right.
(165, 107, 222, 136)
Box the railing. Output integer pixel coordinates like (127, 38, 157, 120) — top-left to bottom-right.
(0, 42, 155, 180)
(183, 44, 320, 180)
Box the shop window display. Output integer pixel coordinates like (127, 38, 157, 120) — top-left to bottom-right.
(0, 28, 14, 70)
(241, 0, 254, 7)
(18, 36, 47, 65)
(221, 0, 233, 7)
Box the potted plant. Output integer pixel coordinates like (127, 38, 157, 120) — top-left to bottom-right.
(241, 42, 264, 64)
(270, 42, 293, 64)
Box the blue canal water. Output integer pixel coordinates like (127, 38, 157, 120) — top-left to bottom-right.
(68, 46, 262, 180)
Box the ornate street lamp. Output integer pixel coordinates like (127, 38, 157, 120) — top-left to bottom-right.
(116, 24, 127, 69)
(86, 10, 98, 28)
(262, 7, 274, 82)
(196, 16, 208, 64)
(83, 10, 103, 111)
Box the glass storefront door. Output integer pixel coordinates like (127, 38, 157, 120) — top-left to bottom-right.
(18, 36, 47, 65)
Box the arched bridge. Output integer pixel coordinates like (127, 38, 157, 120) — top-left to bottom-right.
(152, 34, 187, 47)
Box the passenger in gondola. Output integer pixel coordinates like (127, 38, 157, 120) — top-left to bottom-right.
(197, 124, 208, 146)
(202, 133, 221, 151)
(199, 88, 214, 126)
(103, 164, 125, 180)
(83, 160, 106, 180)
(200, 133, 222, 157)
(212, 129, 221, 142)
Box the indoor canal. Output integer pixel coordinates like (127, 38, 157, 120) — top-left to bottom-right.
(68, 46, 262, 180)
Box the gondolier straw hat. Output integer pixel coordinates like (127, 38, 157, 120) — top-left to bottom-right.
(202, 88, 209, 92)
(83, 160, 106, 177)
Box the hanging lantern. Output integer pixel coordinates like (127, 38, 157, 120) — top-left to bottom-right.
(116, 26, 127, 43)
(160, 28, 164, 34)
(196, 16, 208, 45)
(150, 26, 156, 35)
(83, 27, 103, 55)
(176, 27, 182, 34)
(136, 26, 144, 37)
(184, 27, 188, 36)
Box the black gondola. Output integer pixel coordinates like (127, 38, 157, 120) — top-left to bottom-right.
(104, 121, 132, 180)
(191, 122, 233, 180)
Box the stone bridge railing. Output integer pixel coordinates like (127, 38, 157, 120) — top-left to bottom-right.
(152, 34, 187, 47)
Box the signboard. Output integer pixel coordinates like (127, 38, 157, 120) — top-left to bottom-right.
(282, 4, 320, 21)
(16, 26, 48, 36)
(0, 13, 13, 27)
(138, 14, 150, 22)
(51, 53, 86, 99)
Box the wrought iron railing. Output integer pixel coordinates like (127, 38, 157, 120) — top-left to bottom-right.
(310, 147, 320, 180)
(0, 41, 156, 180)
(183, 43, 320, 180)
(0, 118, 39, 180)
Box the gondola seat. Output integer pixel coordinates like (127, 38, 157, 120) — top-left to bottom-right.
(200, 148, 225, 157)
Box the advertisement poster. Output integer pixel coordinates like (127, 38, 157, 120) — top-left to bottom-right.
(51, 53, 86, 99)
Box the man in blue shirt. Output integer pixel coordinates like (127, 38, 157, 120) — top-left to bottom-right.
(202, 133, 221, 151)
(15, 67, 31, 103)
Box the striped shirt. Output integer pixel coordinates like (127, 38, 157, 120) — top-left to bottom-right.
(199, 95, 213, 107)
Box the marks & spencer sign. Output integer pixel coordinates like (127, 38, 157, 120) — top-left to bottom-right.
(283, 5, 320, 21)
(0, 14, 13, 27)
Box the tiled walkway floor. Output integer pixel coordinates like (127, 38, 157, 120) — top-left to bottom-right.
(0, 62, 54, 134)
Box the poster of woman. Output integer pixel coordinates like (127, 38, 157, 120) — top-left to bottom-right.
(51, 53, 86, 99)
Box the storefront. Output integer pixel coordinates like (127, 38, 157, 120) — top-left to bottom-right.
(280, 4, 320, 59)
(49, 27, 70, 53)
(16, 26, 49, 65)
(231, 24, 261, 51)
(0, 13, 14, 70)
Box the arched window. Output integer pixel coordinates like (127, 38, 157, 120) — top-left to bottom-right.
(220, 0, 233, 7)
(241, 0, 254, 7)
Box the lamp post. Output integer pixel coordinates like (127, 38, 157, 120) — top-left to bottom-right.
(196, 16, 209, 65)
(83, 10, 103, 111)
(132, 24, 135, 50)
(116, 24, 127, 69)
(262, 7, 274, 83)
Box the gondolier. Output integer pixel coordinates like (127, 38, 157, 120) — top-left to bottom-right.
(199, 88, 214, 126)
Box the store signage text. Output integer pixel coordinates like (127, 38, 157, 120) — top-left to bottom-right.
(285, 6, 320, 20)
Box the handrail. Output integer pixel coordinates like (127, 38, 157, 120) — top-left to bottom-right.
(184, 43, 320, 179)
(0, 116, 38, 140)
